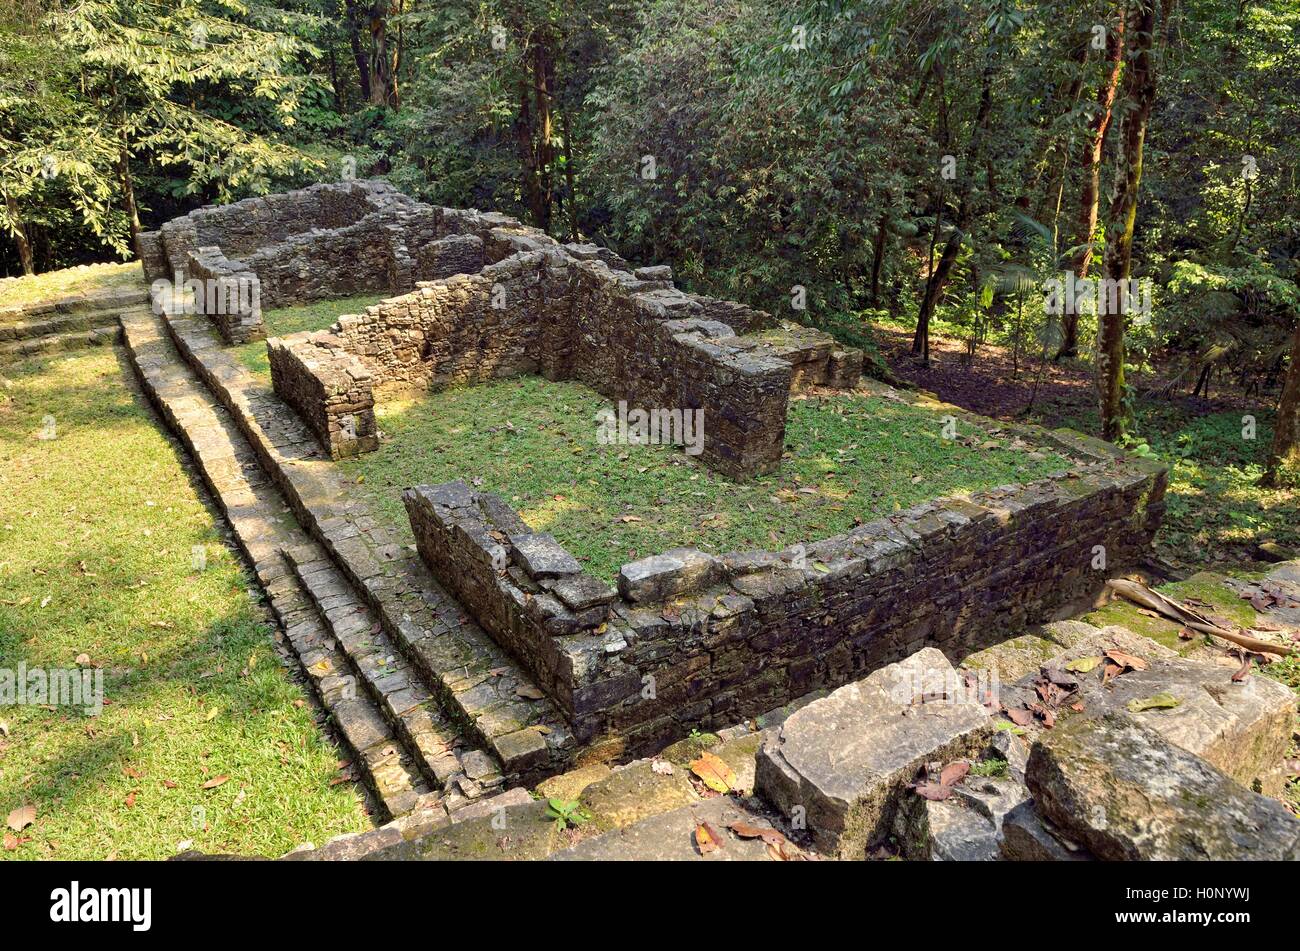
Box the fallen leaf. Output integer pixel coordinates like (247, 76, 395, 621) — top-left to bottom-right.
(1104, 649, 1149, 671)
(694, 821, 722, 854)
(938, 761, 970, 787)
(650, 759, 674, 776)
(1064, 655, 1102, 673)
(690, 752, 737, 794)
(914, 783, 953, 801)
(124, 791, 137, 809)
(6, 805, 35, 832)
(1005, 707, 1034, 727)
(515, 685, 545, 700)
(1231, 657, 1253, 683)
(2, 833, 16, 851)
(727, 821, 786, 846)
(1126, 693, 1180, 713)
(1178, 627, 1196, 641)
(201, 775, 229, 790)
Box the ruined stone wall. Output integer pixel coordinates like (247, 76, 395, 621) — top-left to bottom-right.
(266, 332, 379, 458)
(404, 437, 1167, 758)
(185, 247, 264, 344)
(282, 238, 854, 474)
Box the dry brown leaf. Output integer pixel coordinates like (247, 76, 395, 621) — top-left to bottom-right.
(694, 821, 722, 854)
(690, 752, 737, 793)
(6, 804, 35, 832)
(727, 820, 786, 846)
(1104, 649, 1148, 671)
(515, 684, 545, 700)
(201, 775, 229, 790)
(938, 761, 970, 787)
(914, 783, 953, 801)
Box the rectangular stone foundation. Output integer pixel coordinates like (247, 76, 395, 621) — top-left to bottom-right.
(403, 427, 1167, 761)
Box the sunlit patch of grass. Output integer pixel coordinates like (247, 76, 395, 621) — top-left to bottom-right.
(1047, 400, 1299, 568)
(0, 262, 142, 311)
(232, 294, 391, 381)
(342, 376, 1070, 582)
(0, 349, 368, 860)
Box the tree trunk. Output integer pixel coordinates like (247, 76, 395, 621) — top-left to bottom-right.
(869, 213, 888, 306)
(531, 40, 554, 234)
(914, 228, 962, 365)
(1099, 0, 1160, 442)
(119, 145, 142, 258)
(1264, 321, 1300, 487)
(366, 2, 396, 107)
(343, 0, 372, 102)
(1059, 8, 1126, 360)
(3, 192, 35, 276)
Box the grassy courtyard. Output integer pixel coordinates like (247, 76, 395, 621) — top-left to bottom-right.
(234, 294, 390, 380)
(0, 262, 143, 311)
(0, 349, 368, 860)
(342, 376, 1071, 582)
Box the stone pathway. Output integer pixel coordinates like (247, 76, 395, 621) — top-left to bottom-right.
(154, 308, 574, 784)
(122, 307, 440, 819)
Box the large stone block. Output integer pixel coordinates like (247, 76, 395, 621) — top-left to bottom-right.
(1026, 713, 1300, 861)
(755, 648, 994, 858)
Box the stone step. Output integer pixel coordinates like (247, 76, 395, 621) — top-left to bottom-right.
(0, 303, 142, 342)
(0, 285, 149, 321)
(158, 307, 574, 784)
(0, 323, 122, 363)
(284, 546, 508, 805)
(118, 307, 430, 821)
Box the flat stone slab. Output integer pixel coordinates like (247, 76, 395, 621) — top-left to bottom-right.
(549, 796, 786, 861)
(1026, 713, 1300, 861)
(617, 547, 721, 602)
(363, 799, 566, 861)
(508, 532, 582, 579)
(579, 761, 700, 832)
(1004, 624, 1294, 794)
(756, 648, 994, 858)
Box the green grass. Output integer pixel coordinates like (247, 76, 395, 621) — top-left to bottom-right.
(233, 294, 390, 380)
(341, 376, 1071, 582)
(0, 349, 369, 859)
(0, 262, 142, 311)
(1050, 399, 1300, 570)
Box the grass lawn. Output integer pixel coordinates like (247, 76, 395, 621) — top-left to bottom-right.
(234, 294, 390, 380)
(1048, 399, 1300, 572)
(0, 349, 369, 860)
(0, 262, 142, 312)
(341, 377, 1071, 582)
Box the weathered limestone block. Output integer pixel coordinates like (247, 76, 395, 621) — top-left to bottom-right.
(755, 648, 994, 859)
(1026, 713, 1300, 861)
(999, 801, 1093, 861)
(618, 548, 722, 602)
(509, 532, 583, 579)
(1004, 624, 1295, 794)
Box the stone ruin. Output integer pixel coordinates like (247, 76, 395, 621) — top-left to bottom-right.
(139, 180, 1171, 765)
(127, 181, 1298, 863)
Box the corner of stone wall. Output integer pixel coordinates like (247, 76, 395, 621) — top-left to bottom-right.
(268, 332, 379, 459)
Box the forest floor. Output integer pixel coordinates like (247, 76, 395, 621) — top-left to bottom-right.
(875, 325, 1300, 576)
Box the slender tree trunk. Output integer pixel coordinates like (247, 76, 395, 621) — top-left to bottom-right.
(343, 0, 372, 101)
(869, 213, 888, 306)
(3, 192, 35, 276)
(1099, 0, 1160, 442)
(561, 106, 578, 241)
(914, 228, 962, 365)
(531, 40, 554, 234)
(118, 146, 142, 257)
(1265, 321, 1300, 486)
(1059, 8, 1126, 360)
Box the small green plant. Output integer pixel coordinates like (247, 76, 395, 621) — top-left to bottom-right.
(544, 798, 591, 830)
(970, 758, 1009, 778)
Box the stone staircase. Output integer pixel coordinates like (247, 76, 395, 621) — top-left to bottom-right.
(0, 287, 148, 363)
